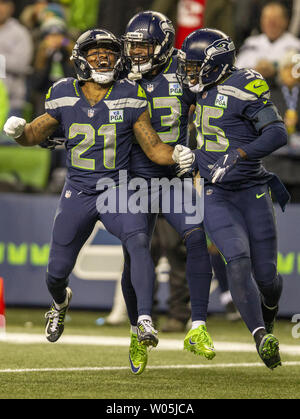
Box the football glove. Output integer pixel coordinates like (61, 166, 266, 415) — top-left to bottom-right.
(39, 137, 65, 150)
(210, 149, 241, 183)
(3, 116, 26, 139)
(172, 145, 195, 169)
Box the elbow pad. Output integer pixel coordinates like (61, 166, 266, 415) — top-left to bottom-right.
(252, 105, 283, 133)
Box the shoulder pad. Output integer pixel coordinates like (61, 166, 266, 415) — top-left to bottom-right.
(116, 78, 147, 99)
(46, 77, 78, 101)
(218, 69, 270, 102)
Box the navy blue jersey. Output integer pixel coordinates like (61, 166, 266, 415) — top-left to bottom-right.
(130, 51, 196, 179)
(194, 68, 275, 189)
(45, 77, 148, 193)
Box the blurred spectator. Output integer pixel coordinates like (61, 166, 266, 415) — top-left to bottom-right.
(271, 49, 300, 137)
(19, 0, 49, 31)
(31, 17, 74, 116)
(0, 0, 33, 117)
(235, 2, 300, 83)
(289, 0, 300, 37)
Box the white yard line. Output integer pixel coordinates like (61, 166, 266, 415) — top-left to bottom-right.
(1, 332, 300, 356)
(0, 362, 300, 374)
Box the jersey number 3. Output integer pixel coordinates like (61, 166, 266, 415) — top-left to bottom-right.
(69, 123, 116, 170)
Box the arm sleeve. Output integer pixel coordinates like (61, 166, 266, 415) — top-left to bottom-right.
(240, 122, 288, 160)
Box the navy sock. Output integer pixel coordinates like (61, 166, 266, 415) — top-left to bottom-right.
(259, 273, 283, 309)
(185, 229, 212, 322)
(226, 257, 265, 333)
(121, 245, 138, 326)
(124, 233, 155, 318)
(46, 272, 69, 304)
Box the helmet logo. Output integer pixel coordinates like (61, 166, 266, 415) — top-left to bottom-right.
(205, 39, 235, 58)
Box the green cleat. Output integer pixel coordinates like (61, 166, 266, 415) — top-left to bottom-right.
(184, 325, 216, 360)
(129, 332, 148, 375)
(257, 333, 281, 370)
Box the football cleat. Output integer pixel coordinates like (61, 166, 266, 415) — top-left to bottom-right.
(257, 333, 281, 370)
(261, 301, 279, 334)
(129, 332, 148, 375)
(45, 287, 72, 343)
(137, 319, 159, 347)
(184, 325, 216, 360)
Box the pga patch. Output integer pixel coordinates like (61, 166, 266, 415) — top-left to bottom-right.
(109, 110, 124, 123)
(215, 94, 228, 109)
(169, 82, 183, 96)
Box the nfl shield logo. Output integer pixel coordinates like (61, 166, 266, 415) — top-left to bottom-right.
(88, 108, 95, 118)
(147, 84, 154, 93)
(65, 190, 72, 199)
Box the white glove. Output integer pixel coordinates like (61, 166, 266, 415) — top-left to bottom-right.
(172, 144, 195, 168)
(4, 117, 27, 139)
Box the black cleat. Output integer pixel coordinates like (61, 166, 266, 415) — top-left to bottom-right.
(257, 333, 281, 370)
(45, 287, 72, 343)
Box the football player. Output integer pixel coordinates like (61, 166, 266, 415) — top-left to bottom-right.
(177, 28, 290, 369)
(122, 11, 215, 375)
(3, 29, 192, 347)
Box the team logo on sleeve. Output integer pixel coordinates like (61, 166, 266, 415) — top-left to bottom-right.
(109, 110, 124, 123)
(169, 82, 183, 96)
(215, 94, 228, 109)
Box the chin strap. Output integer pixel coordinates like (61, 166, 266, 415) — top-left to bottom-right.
(128, 71, 143, 81)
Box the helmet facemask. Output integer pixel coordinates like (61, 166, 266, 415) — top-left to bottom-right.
(124, 37, 157, 80)
(177, 53, 231, 92)
(123, 22, 174, 81)
(83, 44, 122, 85)
(71, 32, 123, 85)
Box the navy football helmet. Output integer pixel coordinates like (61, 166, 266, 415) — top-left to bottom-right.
(177, 28, 236, 92)
(123, 11, 175, 80)
(71, 29, 123, 84)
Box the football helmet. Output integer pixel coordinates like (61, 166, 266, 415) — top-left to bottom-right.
(123, 11, 175, 80)
(71, 29, 123, 85)
(177, 28, 236, 92)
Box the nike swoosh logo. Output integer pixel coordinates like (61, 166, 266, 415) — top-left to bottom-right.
(129, 355, 141, 374)
(189, 338, 197, 345)
(256, 193, 266, 199)
(253, 83, 264, 89)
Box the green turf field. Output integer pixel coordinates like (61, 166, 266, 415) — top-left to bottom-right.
(1, 308, 300, 400)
